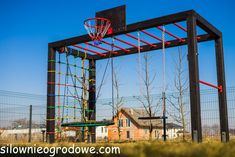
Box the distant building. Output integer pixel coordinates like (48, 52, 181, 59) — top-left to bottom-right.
(0, 128, 44, 142)
(107, 108, 183, 141)
(0, 127, 109, 142)
(96, 126, 108, 141)
(165, 123, 184, 139)
(0, 107, 184, 142)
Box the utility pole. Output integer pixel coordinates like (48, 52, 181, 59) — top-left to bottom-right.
(28, 105, 32, 143)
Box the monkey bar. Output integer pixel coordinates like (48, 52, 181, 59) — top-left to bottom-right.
(140, 30, 171, 45)
(199, 80, 223, 93)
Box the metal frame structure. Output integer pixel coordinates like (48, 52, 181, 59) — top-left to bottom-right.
(47, 10, 229, 143)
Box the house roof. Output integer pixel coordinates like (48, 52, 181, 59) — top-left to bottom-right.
(166, 122, 183, 129)
(121, 107, 162, 129)
(120, 107, 182, 129)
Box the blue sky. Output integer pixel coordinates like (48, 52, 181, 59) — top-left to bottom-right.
(0, 0, 234, 97)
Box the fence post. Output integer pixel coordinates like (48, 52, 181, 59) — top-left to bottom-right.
(41, 130, 46, 142)
(28, 105, 32, 143)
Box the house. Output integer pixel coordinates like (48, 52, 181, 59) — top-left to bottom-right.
(59, 126, 109, 142)
(0, 127, 109, 142)
(107, 107, 183, 141)
(165, 122, 184, 139)
(0, 128, 45, 142)
(96, 126, 108, 141)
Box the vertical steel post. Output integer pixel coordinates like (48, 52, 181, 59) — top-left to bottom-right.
(28, 105, 32, 143)
(88, 59, 96, 143)
(162, 92, 167, 141)
(46, 46, 56, 143)
(215, 37, 229, 142)
(187, 14, 202, 143)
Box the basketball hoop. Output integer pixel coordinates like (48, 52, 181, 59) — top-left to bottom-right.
(84, 17, 111, 45)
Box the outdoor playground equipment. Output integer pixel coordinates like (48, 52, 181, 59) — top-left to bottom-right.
(47, 5, 229, 143)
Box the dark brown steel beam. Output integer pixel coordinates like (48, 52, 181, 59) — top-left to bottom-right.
(46, 46, 56, 143)
(194, 11, 222, 37)
(94, 34, 213, 60)
(187, 14, 202, 143)
(215, 37, 229, 142)
(138, 116, 168, 120)
(56, 47, 95, 60)
(88, 60, 96, 143)
(48, 10, 193, 48)
(68, 47, 95, 59)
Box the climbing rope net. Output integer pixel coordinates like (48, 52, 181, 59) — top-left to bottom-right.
(48, 48, 94, 140)
(48, 46, 114, 141)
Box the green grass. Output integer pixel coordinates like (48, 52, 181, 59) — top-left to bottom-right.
(113, 141, 235, 157)
(0, 141, 235, 157)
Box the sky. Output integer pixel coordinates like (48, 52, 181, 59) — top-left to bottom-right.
(0, 0, 234, 97)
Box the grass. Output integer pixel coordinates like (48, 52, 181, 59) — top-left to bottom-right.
(112, 141, 235, 157)
(0, 140, 235, 157)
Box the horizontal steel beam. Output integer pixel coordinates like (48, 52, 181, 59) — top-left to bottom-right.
(193, 11, 222, 37)
(55, 47, 95, 60)
(138, 116, 168, 120)
(48, 10, 194, 48)
(94, 34, 213, 60)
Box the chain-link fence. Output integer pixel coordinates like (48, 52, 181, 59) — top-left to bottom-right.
(0, 90, 46, 142)
(0, 87, 235, 143)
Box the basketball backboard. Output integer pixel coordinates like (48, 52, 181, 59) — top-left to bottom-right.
(96, 5, 126, 34)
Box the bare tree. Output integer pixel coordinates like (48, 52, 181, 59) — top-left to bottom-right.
(11, 118, 39, 129)
(202, 124, 220, 138)
(135, 53, 157, 141)
(112, 67, 124, 142)
(211, 124, 220, 137)
(170, 47, 188, 141)
(202, 124, 211, 137)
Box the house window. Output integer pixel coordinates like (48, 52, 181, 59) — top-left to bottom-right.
(126, 118, 131, 127)
(101, 127, 103, 133)
(118, 119, 123, 127)
(155, 130, 159, 138)
(127, 131, 130, 139)
(105, 128, 107, 133)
